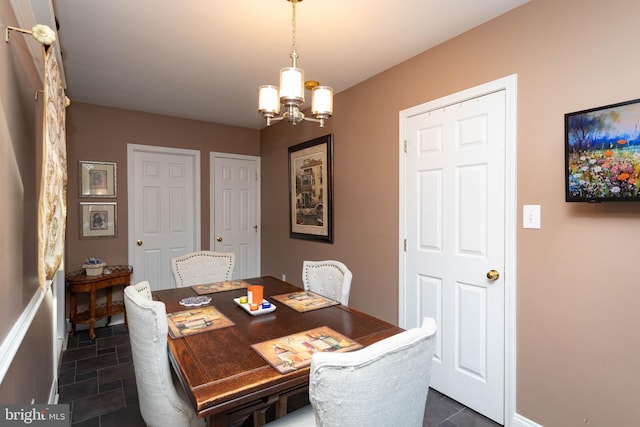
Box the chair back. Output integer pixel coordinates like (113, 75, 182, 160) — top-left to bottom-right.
(171, 251, 235, 287)
(309, 317, 437, 427)
(302, 260, 352, 305)
(124, 281, 204, 427)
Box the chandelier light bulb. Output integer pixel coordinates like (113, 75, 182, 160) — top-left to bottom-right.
(279, 67, 305, 105)
(312, 86, 333, 117)
(258, 85, 280, 115)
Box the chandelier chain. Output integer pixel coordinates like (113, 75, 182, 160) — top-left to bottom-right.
(290, 0, 298, 62)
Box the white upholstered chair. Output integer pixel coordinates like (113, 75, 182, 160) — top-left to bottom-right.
(302, 260, 352, 305)
(272, 260, 353, 418)
(124, 281, 205, 427)
(267, 317, 437, 427)
(171, 251, 235, 287)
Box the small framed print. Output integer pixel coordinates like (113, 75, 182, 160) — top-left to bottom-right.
(80, 202, 117, 238)
(79, 160, 116, 197)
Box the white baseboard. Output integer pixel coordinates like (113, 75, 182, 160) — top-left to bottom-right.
(68, 313, 125, 332)
(108, 316, 126, 326)
(512, 412, 544, 427)
(48, 378, 59, 404)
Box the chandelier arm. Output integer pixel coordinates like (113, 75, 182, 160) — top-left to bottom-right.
(301, 116, 326, 128)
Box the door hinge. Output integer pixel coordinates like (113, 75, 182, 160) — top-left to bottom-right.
(404, 239, 407, 251)
(404, 140, 408, 153)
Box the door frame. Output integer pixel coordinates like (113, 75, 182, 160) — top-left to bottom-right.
(209, 152, 261, 277)
(398, 74, 517, 425)
(127, 143, 202, 285)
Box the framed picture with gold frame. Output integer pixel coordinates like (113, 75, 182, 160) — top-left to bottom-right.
(79, 202, 117, 239)
(79, 160, 116, 197)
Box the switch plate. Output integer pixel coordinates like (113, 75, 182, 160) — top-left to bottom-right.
(523, 205, 541, 229)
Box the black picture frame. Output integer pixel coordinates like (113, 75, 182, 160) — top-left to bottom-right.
(565, 98, 640, 202)
(288, 134, 333, 243)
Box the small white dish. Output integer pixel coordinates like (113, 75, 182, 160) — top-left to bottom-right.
(233, 298, 276, 316)
(179, 296, 212, 307)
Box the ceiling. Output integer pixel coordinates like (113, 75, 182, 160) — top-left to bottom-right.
(48, 0, 528, 130)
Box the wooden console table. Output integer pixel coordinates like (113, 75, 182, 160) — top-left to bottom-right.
(66, 265, 133, 340)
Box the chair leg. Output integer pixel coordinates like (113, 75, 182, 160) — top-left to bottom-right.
(275, 396, 288, 419)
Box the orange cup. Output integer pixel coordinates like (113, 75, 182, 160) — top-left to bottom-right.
(248, 285, 264, 305)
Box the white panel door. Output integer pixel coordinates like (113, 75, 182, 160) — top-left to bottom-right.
(128, 145, 200, 291)
(211, 153, 260, 279)
(402, 89, 508, 423)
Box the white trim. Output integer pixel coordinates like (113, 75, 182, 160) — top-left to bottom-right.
(503, 74, 519, 427)
(49, 378, 59, 404)
(0, 286, 46, 383)
(513, 413, 544, 427)
(51, 269, 66, 404)
(398, 74, 518, 426)
(127, 144, 201, 285)
(210, 152, 261, 278)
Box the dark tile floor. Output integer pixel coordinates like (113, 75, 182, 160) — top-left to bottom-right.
(58, 324, 501, 427)
(58, 324, 143, 427)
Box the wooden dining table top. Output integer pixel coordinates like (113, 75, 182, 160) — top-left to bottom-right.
(152, 276, 403, 425)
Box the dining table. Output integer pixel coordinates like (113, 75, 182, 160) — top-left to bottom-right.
(152, 276, 403, 427)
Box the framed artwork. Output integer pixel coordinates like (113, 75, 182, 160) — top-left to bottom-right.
(80, 202, 117, 238)
(288, 134, 333, 243)
(79, 160, 116, 197)
(565, 98, 640, 202)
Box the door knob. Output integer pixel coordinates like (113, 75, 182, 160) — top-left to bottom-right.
(486, 269, 500, 281)
(136, 240, 143, 246)
(216, 236, 223, 242)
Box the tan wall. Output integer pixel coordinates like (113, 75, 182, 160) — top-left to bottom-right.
(64, 103, 260, 271)
(260, 0, 640, 425)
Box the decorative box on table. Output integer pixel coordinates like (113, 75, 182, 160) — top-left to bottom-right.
(82, 262, 106, 276)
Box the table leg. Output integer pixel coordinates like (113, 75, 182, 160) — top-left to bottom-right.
(253, 410, 267, 427)
(69, 292, 77, 337)
(275, 396, 288, 418)
(89, 288, 96, 340)
(106, 286, 113, 324)
(207, 413, 228, 427)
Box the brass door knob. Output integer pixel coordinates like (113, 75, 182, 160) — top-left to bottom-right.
(216, 236, 223, 242)
(136, 240, 143, 246)
(486, 269, 500, 281)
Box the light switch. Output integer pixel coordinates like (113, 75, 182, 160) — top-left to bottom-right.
(523, 205, 541, 229)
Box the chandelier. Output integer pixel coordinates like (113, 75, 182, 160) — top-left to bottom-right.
(258, 0, 333, 127)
